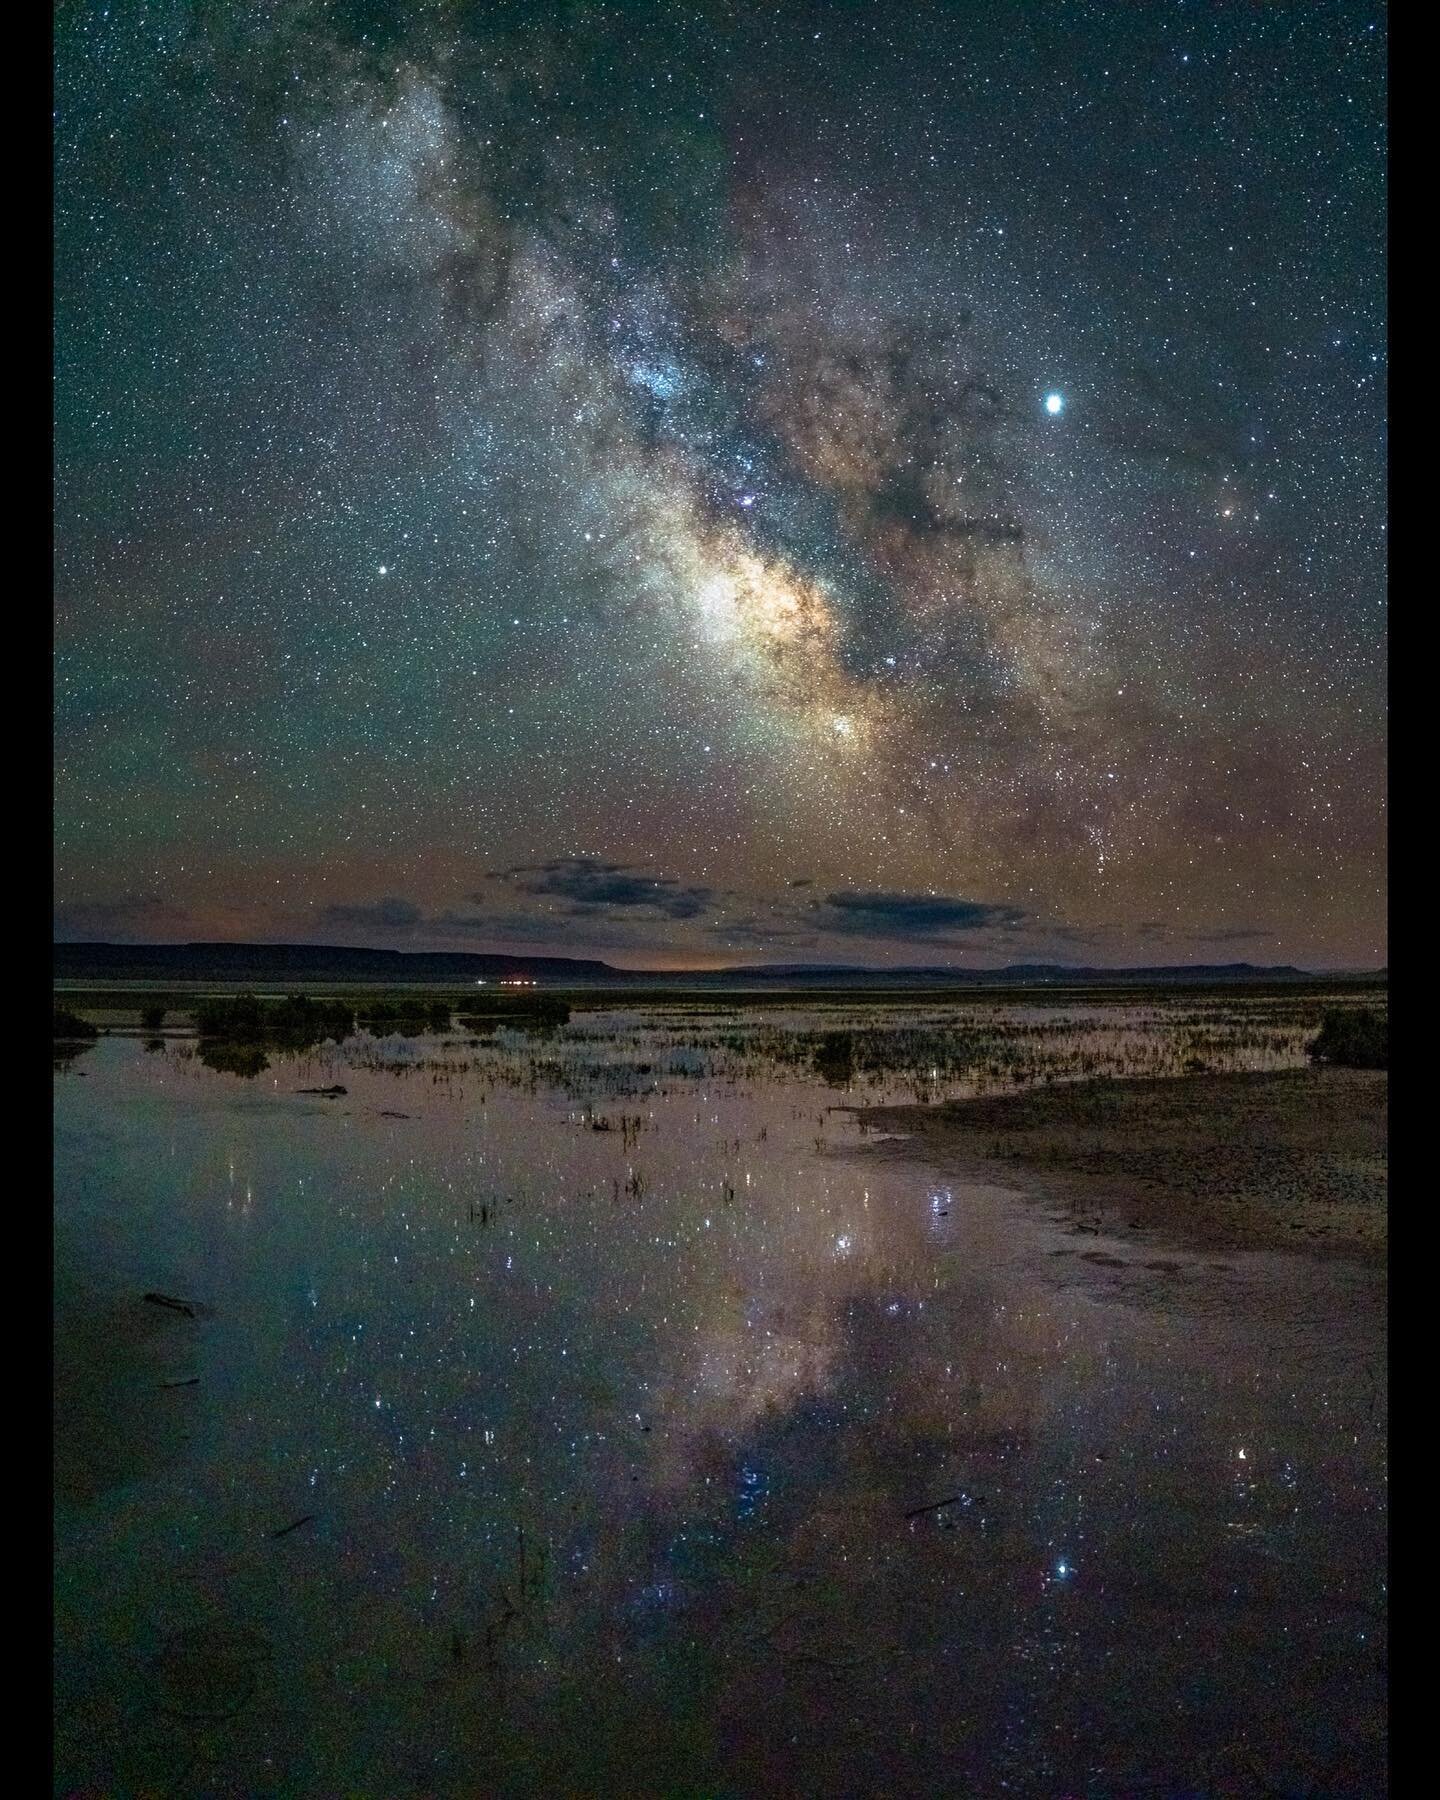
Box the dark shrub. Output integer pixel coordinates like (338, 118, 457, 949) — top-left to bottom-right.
(140, 1005, 166, 1031)
(813, 1030, 855, 1085)
(1308, 1008, 1387, 1070)
(53, 1007, 98, 1039)
(194, 993, 267, 1039)
(357, 1000, 404, 1027)
(269, 994, 355, 1044)
(510, 996, 570, 1027)
(195, 992, 354, 1047)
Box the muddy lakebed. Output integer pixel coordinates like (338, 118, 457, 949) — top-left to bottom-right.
(54, 997, 1386, 1796)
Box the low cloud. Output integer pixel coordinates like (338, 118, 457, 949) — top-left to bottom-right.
(809, 890, 1026, 940)
(491, 856, 716, 921)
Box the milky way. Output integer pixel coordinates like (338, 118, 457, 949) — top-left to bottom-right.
(55, 2, 1386, 968)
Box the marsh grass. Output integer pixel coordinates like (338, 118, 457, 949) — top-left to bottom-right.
(137, 985, 1387, 1107)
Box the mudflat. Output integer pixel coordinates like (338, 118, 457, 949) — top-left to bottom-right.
(862, 1066, 1387, 1259)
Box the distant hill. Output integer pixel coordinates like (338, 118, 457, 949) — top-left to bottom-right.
(51, 941, 1340, 989)
(52, 941, 621, 984)
(713, 961, 1317, 987)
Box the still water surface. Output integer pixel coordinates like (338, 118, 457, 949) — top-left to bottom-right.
(54, 1026, 1385, 1797)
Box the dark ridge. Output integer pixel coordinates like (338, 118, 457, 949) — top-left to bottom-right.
(47, 941, 1356, 989)
(54, 941, 619, 984)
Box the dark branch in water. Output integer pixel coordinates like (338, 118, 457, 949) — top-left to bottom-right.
(903, 1494, 982, 1519)
(144, 1292, 196, 1318)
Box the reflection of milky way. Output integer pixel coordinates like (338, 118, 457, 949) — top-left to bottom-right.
(54, 7, 1385, 965)
(56, 1038, 1389, 1793)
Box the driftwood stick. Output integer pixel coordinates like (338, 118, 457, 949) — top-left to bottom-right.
(144, 1292, 195, 1318)
(903, 1494, 970, 1520)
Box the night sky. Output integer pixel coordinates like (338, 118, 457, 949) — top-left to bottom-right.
(54, 1, 1386, 970)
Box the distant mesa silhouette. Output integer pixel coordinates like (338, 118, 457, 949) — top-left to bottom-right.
(49, 941, 1349, 989)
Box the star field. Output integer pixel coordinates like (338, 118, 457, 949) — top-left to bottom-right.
(54, 0, 1386, 968)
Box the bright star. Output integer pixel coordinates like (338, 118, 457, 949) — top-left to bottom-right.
(1044, 393, 1064, 416)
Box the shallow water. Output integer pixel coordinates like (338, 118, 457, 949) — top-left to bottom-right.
(54, 1030, 1386, 1797)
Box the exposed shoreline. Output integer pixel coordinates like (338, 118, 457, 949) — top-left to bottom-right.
(855, 1067, 1387, 1261)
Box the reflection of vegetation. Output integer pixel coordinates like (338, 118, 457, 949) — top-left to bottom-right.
(53, 1009, 99, 1068)
(812, 1031, 855, 1085)
(199, 1040, 271, 1078)
(140, 1005, 166, 1031)
(54, 1007, 98, 1040)
(143, 1037, 166, 1054)
(357, 998, 455, 1032)
(1308, 1008, 1387, 1070)
(457, 996, 571, 1029)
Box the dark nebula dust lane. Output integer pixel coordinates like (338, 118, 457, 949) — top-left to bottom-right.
(54, 1, 1385, 968)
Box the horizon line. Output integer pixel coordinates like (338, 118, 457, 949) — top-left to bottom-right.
(51, 939, 1388, 978)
